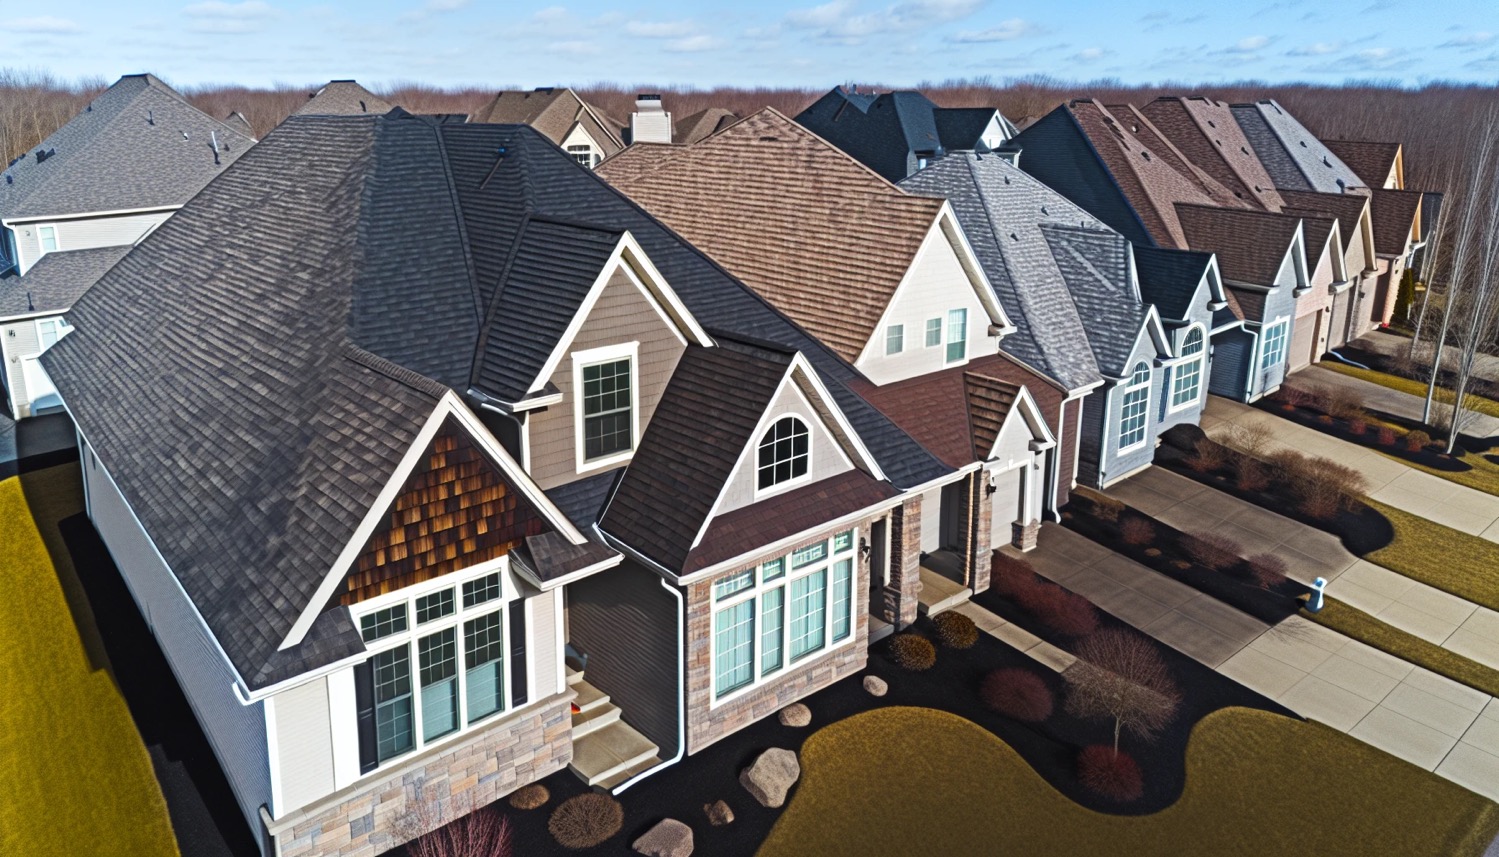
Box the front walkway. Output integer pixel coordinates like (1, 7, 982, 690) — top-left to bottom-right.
(1201, 395, 1499, 541)
(1024, 522, 1499, 801)
(1299, 362, 1499, 437)
(1111, 467, 1499, 672)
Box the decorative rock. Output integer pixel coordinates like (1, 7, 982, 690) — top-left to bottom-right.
(778, 703, 811, 727)
(704, 800, 734, 826)
(508, 783, 549, 810)
(863, 675, 888, 697)
(632, 818, 693, 857)
(739, 748, 801, 808)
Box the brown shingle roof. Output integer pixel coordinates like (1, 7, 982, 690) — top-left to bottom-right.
(470, 88, 624, 156)
(1286, 211, 1337, 273)
(1278, 190, 1369, 247)
(1324, 140, 1401, 188)
(1175, 203, 1302, 286)
(598, 108, 947, 363)
(1369, 188, 1422, 257)
(295, 80, 393, 116)
(965, 373, 1021, 460)
(1138, 97, 1286, 211)
(674, 107, 737, 145)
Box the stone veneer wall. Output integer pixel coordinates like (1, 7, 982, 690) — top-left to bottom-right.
(268, 691, 573, 857)
(683, 519, 875, 754)
(883, 496, 922, 628)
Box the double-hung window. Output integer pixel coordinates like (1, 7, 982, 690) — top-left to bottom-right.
(885, 324, 904, 355)
(945, 309, 968, 364)
(1169, 328, 1205, 411)
(925, 317, 943, 348)
(37, 225, 57, 255)
(1259, 321, 1289, 373)
(711, 531, 857, 702)
(1118, 362, 1152, 450)
(566, 144, 596, 169)
(354, 565, 523, 774)
(575, 344, 638, 469)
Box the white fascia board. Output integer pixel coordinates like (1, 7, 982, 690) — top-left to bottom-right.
(978, 384, 1057, 460)
(937, 203, 1013, 332)
(2, 204, 179, 226)
(789, 353, 886, 482)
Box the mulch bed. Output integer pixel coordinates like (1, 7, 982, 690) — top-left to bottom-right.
(1156, 425, 1394, 557)
(1253, 397, 1469, 472)
(1334, 342, 1499, 403)
(1062, 496, 1308, 624)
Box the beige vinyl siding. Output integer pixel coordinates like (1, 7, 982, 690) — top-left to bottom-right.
(528, 589, 561, 699)
(12, 210, 169, 275)
(855, 225, 996, 386)
(272, 678, 336, 813)
(1, 317, 43, 419)
(715, 379, 854, 516)
(528, 267, 686, 489)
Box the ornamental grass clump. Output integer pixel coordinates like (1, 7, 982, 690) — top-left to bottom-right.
(1405, 430, 1432, 453)
(980, 668, 1054, 723)
(992, 553, 1042, 601)
(1090, 493, 1125, 523)
(1246, 553, 1289, 590)
(1185, 439, 1228, 473)
(1120, 517, 1155, 546)
(548, 794, 623, 850)
(1348, 416, 1369, 436)
(1182, 532, 1243, 571)
(933, 611, 979, 650)
(1377, 426, 1398, 446)
(889, 633, 937, 671)
(1076, 745, 1144, 802)
(1019, 584, 1100, 638)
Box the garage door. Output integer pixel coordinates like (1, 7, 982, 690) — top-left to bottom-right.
(989, 466, 1023, 550)
(1289, 311, 1318, 373)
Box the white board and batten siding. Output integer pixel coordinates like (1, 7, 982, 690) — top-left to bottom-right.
(715, 380, 853, 516)
(919, 485, 943, 553)
(855, 224, 996, 386)
(11, 210, 170, 275)
(81, 439, 272, 853)
(1, 319, 43, 418)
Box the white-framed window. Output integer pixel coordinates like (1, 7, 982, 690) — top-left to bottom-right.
(925, 317, 942, 348)
(1168, 327, 1205, 411)
(885, 324, 904, 355)
(1259, 320, 1289, 373)
(572, 342, 639, 473)
(37, 225, 58, 255)
(353, 560, 523, 774)
(945, 308, 968, 364)
(1118, 362, 1151, 451)
(711, 530, 857, 704)
(566, 144, 597, 169)
(756, 415, 810, 492)
(36, 316, 72, 351)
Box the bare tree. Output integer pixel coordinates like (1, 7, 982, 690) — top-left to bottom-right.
(1441, 110, 1499, 452)
(397, 787, 513, 857)
(1063, 629, 1181, 758)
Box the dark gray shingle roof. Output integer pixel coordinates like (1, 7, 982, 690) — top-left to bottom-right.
(1039, 223, 1150, 377)
(1230, 100, 1362, 194)
(1133, 246, 1215, 322)
(0, 245, 131, 317)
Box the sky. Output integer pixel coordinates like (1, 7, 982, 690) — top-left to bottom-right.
(2, 0, 1496, 90)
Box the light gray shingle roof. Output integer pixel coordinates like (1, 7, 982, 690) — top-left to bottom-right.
(1230, 100, 1362, 194)
(1039, 223, 1151, 377)
(0, 245, 131, 318)
(295, 80, 394, 116)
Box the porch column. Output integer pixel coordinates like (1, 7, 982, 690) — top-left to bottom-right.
(1011, 457, 1041, 552)
(883, 495, 923, 628)
(970, 470, 992, 593)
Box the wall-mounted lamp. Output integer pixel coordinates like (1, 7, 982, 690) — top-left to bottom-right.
(859, 538, 871, 559)
(985, 473, 998, 496)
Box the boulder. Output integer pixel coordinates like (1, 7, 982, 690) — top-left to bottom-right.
(863, 675, 888, 697)
(704, 800, 734, 826)
(632, 818, 693, 857)
(740, 748, 800, 808)
(778, 703, 811, 727)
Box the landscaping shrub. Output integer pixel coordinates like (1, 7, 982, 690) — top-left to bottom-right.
(1325, 387, 1364, 420)
(1275, 385, 1314, 411)
(1405, 430, 1432, 452)
(1185, 438, 1228, 473)
(1076, 745, 1144, 802)
(1246, 553, 1290, 590)
(508, 784, 549, 811)
(404, 800, 512, 857)
(991, 553, 1041, 601)
(1348, 416, 1369, 436)
(1120, 517, 1155, 546)
(1019, 584, 1100, 637)
(1307, 386, 1333, 414)
(979, 668, 1054, 722)
(1089, 492, 1125, 523)
(1144, 547, 1162, 557)
(1182, 532, 1243, 571)
(933, 611, 979, 650)
(1317, 414, 1335, 424)
(889, 633, 937, 671)
(1236, 460, 1270, 492)
(1377, 426, 1398, 446)
(548, 793, 623, 850)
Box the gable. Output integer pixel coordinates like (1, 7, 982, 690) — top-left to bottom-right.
(340, 416, 550, 605)
(715, 373, 857, 517)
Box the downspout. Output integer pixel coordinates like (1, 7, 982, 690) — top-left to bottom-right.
(611, 577, 686, 794)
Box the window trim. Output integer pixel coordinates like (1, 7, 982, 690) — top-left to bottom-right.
(1117, 361, 1152, 453)
(1259, 319, 1289, 373)
(708, 528, 859, 709)
(924, 317, 943, 348)
(1166, 325, 1206, 414)
(884, 323, 904, 356)
(36, 224, 58, 256)
(571, 341, 641, 476)
(944, 308, 969, 366)
(565, 143, 598, 169)
(753, 415, 813, 499)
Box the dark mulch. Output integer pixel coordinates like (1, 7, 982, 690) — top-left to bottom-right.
(1335, 343, 1499, 403)
(1063, 497, 1308, 623)
(1254, 398, 1469, 472)
(1158, 425, 1394, 556)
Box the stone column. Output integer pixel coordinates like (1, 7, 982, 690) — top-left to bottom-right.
(971, 471, 993, 593)
(883, 495, 923, 628)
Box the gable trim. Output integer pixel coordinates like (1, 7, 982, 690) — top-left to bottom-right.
(978, 384, 1056, 461)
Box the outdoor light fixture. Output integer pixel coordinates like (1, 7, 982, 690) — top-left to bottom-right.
(859, 538, 871, 559)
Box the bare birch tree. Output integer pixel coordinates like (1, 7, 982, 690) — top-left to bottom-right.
(1063, 629, 1181, 758)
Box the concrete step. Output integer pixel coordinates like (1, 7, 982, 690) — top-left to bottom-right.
(917, 566, 970, 617)
(572, 679, 610, 715)
(569, 721, 660, 787)
(571, 704, 621, 739)
(868, 614, 895, 644)
(566, 665, 584, 687)
(595, 754, 662, 792)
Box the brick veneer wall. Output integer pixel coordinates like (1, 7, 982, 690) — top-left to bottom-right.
(683, 520, 874, 754)
(268, 691, 573, 857)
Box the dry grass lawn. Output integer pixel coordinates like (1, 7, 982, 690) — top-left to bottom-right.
(1307, 599, 1499, 698)
(1319, 362, 1499, 420)
(1365, 499, 1499, 613)
(0, 468, 178, 856)
(758, 706, 1499, 857)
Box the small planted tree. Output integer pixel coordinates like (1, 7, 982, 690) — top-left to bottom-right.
(980, 668, 1054, 722)
(401, 793, 513, 857)
(1063, 629, 1181, 759)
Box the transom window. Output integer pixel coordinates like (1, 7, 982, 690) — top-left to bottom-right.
(885, 324, 904, 355)
(582, 358, 633, 461)
(712, 531, 858, 701)
(38, 225, 57, 254)
(757, 416, 810, 491)
(1169, 328, 1205, 411)
(1260, 321, 1289, 373)
(36, 317, 72, 351)
(1119, 362, 1152, 450)
(355, 568, 520, 773)
(925, 317, 943, 348)
(945, 308, 968, 364)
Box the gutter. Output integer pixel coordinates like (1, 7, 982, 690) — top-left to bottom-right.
(611, 577, 686, 794)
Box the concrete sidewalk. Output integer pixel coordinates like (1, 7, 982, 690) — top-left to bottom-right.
(1298, 363, 1499, 437)
(1201, 395, 1499, 542)
(1352, 328, 1499, 387)
(1111, 467, 1499, 672)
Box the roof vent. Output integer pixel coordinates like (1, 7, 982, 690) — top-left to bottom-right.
(1215, 139, 1222, 146)
(211, 131, 221, 165)
(1010, 232, 1019, 241)
(1141, 150, 1151, 161)
(1240, 146, 1249, 155)
(147, 109, 155, 126)
(1131, 124, 1139, 132)
(359, 100, 367, 113)
(1003, 174, 1010, 184)
(1255, 185, 1263, 192)
(1336, 178, 1346, 190)
(1207, 119, 1216, 128)
(479, 146, 508, 189)
(1233, 191, 1243, 198)
(1323, 155, 1331, 166)
(1041, 205, 1048, 215)
(1299, 140, 1308, 148)
(182, 131, 189, 139)
(4, 175, 10, 185)
(34, 148, 54, 164)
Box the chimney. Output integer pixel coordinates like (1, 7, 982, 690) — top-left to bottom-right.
(629, 94, 672, 145)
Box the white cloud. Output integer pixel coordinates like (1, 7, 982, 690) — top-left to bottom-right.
(183, 0, 275, 33)
(547, 39, 599, 56)
(2, 16, 80, 34)
(626, 20, 698, 38)
(1072, 47, 1108, 61)
(1442, 31, 1495, 48)
(1288, 41, 1342, 56)
(531, 6, 568, 23)
(778, 0, 985, 43)
(664, 34, 724, 52)
(1230, 35, 1271, 52)
(950, 18, 1038, 43)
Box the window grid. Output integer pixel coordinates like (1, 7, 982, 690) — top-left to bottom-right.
(462, 574, 502, 608)
(582, 359, 632, 461)
(714, 600, 756, 696)
(463, 611, 505, 724)
(418, 629, 459, 741)
(1260, 322, 1289, 372)
(760, 587, 785, 675)
(1119, 362, 1151, 450)
(925, 317, 943, 347)
(1170, 329, 1205, 409)
(885, 324, 904, 355)
(38, 226, 57, 253)
(946, 308, 968, 363)
(566, 144, 595, 168)
(756, 416, 809, 491)
(831, 559, 853, 642)
(373, 647, 413, 763)
(415, 589, 455, 624)
(789, 569, 828, 661)
(361, 605, 408, 642)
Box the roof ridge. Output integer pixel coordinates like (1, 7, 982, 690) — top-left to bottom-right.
(468, 211, 534, 391)
(342, 345, 451, 399)
(741, 106, 943, 203)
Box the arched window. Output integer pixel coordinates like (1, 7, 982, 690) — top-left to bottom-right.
(1170, 328, 1205, 410)
(1119, 362, 1152, 450)
(757, 416, 810, 490)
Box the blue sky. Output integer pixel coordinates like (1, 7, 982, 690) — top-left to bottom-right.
(3, 0, 1496, 89)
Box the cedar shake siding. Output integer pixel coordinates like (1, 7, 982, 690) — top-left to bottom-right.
(566, 561, 680, 756)
(341, 418, 548, 605)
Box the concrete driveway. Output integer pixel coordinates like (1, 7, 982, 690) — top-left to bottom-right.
(1201, 395, 1499, 542)
(1352, 328, 1499, 387)
(1300, 363, 1499, 437)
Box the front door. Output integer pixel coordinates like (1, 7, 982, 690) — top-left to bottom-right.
(868, 518, 888, 615)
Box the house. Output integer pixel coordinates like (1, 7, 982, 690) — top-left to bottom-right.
(40, 111, 959, 857)
(673, 107, 737, 145)
(468, 87, 625, 168)
(795, 86, 1019, 182)
(295, 80, 394, 116)
(599, 109, 1074, 602)
(1279, 190, 1378, 349)
(900, 151, 1185, 490)
(1012, 99, 1302, 401)
(0, 72, 254, 419)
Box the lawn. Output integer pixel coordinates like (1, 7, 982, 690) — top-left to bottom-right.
(0, 469, 179, 857)
(1307, 599, 1499, 698)
(758, 706, 1499, 857)
(1319, 361, 1499, 420)
(1365, 498, 1499, 614)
